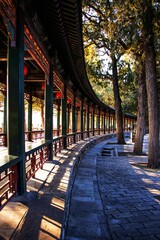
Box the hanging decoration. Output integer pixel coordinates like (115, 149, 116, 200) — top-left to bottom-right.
(24, 64, 28, 76)
(67, 98, 72, 104)
(42, 82, 45, 90)
(56, 92, 62, 99)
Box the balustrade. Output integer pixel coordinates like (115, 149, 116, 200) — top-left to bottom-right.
(0, 127, 133, 208)
(0, 165, 18, 208)
(26, 145, 49, 181)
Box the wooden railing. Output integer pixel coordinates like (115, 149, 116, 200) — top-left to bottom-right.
(0, 129, 131, 209)
(0, 130, 61, 146)
(26, 144, 49, 181)
(0, 127, 123, 147)
(0, 133, 7, 146)
(0, 133, 79, 208)
(53, 137, 64, 155)
(0, 161, 18, 208)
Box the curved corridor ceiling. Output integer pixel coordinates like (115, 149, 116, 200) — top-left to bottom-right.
(27, 0, 114, 111)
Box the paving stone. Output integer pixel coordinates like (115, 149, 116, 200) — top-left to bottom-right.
(112, 212, 134, 219)
(134, 236, 160, 240)
(127, 215, 149, 223)
(66, 225, 102, 238)
(108, 217, 129, 225)
(143, 220, 160, 228)
(122, 222, 144, 230)
(138, 227, 160, 235)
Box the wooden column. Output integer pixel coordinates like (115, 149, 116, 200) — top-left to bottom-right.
(127, 117, 129, 131)
(7, 4, 25, 194)
(108, 111, 111, 133)
(72, 95, 76, 143)
(92, 107, 95, 136)
(98, 108, 100, 135)
(83, 108, 86, 131)
(28, 90, 33, 141)
(80, 100, 84, 139)
(3, 93, 7, 146)
(45, 62, 53, 160)
(113, 116, 116, 132)
(75, 108, 78, 132)
(103, 111, 106, 134)
(67, 104, 70, 133)
(111, 116, 113, 132)
(87, 103, 90, 137)
(62, 84, 67, 148)
(57, 101, 61, 136)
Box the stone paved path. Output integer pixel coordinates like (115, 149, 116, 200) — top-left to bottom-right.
(0, 134, 114, 240)
(1, 134, 160, 240)
(65, 135, 160, 240)
(65, 146, 110, 240)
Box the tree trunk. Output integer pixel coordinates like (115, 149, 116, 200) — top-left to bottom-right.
(143, 1, 159, 168)
(112, 55, 125, 144)
(133, 60, 146, 155)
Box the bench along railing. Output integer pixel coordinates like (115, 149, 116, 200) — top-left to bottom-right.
(0, 130, 120, 209)
(0, 141, 52, 208)
(0, 135, 74, 207)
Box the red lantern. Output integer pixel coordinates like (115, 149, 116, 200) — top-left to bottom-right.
(56, 92, 62, 99)
(42, 82, 45, 90)
(24, 65, 28, 76)
(67, 98, 71, 104)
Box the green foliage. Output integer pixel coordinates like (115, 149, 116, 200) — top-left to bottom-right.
(117, 59, 137, 114)
(83, 1, 138, 112)
(84, 36, 114, 106)
(83, 0, 160, 114)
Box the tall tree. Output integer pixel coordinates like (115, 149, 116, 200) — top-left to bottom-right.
(112, 0, 159, 158)
(83, 1, 126, 144)
(111, 54, 125, 143)
(83, 0, 160, 161)
(107, 1, 147, 151)
(133, 57, 146, 155)
(143, 0, 159, 168)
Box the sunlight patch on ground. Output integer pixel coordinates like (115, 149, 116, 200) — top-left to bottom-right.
(146, 188, 160, 195)
(141, 178, 154, 184)
(0, 202, 28, 240)
(38, 198, 64, 239)
(51, 197, 64, 209)
(133, 168, 146, 175)
(56, 153, 67, 157)
(39, 216, 62, 239)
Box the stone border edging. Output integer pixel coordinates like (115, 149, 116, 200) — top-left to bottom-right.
(61, 133, 116, 240)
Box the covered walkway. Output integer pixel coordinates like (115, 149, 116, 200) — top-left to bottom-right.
(0, 134, 160, 240)
(0, 0, 136, 209)
(0, 134, 115, 240)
